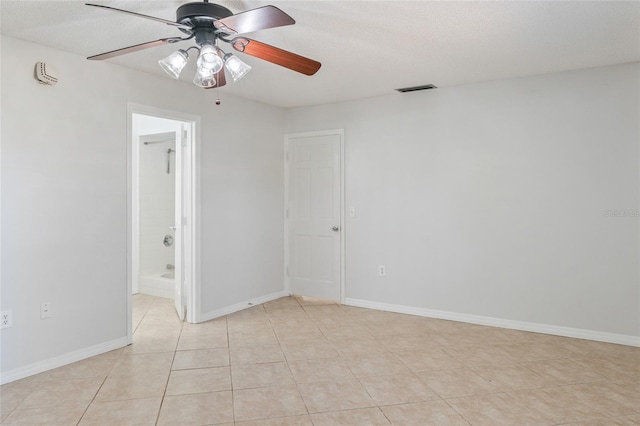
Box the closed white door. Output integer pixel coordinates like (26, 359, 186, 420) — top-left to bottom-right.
(287, 131, 343, 301)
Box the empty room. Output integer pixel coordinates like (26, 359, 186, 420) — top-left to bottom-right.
(1, 1, 639, 425)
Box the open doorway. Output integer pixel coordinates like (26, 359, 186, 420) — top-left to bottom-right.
(127, 104, 200, 341)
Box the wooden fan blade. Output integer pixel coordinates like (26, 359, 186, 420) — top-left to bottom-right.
(214, 5, 294, 35)
(88, 38, 178, 60)
(86, 3, 190, 29)
(214, 68, 227, 88)
(215, 50, 227, 87)
(231, 38, 321, 76)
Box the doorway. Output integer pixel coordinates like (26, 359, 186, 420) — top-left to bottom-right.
(284, 129, 345, 302)
(127, 104, 200, 342)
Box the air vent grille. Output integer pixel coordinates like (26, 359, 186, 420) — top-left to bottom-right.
(395, 84, 437, 93)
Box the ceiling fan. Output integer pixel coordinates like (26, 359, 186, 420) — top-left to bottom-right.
(86, 1, 321, 88)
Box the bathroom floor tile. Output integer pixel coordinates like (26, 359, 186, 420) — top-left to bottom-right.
(39, 350, 122, 381)
(165, 366, 231, 395)
(310, 407, 390, 425)
(232, 385, 307, 422)
(297, 379, 376, 413)
(230, 344, 286, 365)
(157, 391, 233, 425)
(177, 331, 229, 350)
(380, 400, 470, 425)
(0, 379, 40, 419)
(235, 415, 313, 425)
(359, 373, 440, 405)
(171, 348, 230, 370)
(17, 378, 103, 409)
(281, 339, 339, 361)
(288, 357, 354, 383)
(446, 392, 554, 426)
(470, 363, 555, 391)
(231, 362, 295, 389)
(109, 352, 174, 376)
(2, 402, 87, 425)
(416, 368, 499, 398)
(395, 348, 464, 373)
(344, 352, 411, 378)
(519, 358, 609, 385)
(94, 372, 168, 402)
(78, 397, 161, 425)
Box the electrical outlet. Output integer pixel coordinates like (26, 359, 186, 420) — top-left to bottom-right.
(40, 303, 51, 320)
(378, 264, 386, 276)
(1, 310, 12, 329)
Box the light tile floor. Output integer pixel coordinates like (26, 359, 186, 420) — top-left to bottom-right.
(2, 294, 639, 425)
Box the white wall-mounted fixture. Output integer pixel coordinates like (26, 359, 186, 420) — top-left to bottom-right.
(35, 62, 58, 85)
(1, 311, 12, 329)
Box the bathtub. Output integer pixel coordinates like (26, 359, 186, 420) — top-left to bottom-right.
(139, 271, 174, 299)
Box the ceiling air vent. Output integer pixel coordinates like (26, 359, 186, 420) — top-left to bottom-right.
(395, 84, 437, 93)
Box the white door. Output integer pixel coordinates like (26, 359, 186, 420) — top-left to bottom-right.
(174, 126, 186, 320)
(287, 131, 343, 301)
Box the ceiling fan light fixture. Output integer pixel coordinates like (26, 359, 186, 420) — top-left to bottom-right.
(197, 44, 224, 74)
(87, 3, 322, 88)
(193, 68, 217, 88)
(224, 53, 251, 82)
(158, 49, 189, 79)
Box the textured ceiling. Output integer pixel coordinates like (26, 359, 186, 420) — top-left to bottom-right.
(2, 1, 639, 108)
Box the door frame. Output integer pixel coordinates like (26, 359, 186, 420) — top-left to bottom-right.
(127, 103, 202, 343)
(283, 129, 345, 303)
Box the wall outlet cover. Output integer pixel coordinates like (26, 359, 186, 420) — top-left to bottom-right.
(1, 311, 13, 329)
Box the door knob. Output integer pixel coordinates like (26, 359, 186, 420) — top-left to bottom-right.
(332, 226, 340, 232)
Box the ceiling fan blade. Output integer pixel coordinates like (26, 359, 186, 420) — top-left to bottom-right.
(213, 68, 227, 88)
(86, 3, 190, 29)
(214, 5, 294, 35)
(88, 38, 179, 60)
(230, 38, 321, 76)
(215, 51, 227, 88)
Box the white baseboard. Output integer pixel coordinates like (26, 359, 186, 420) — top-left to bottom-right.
(344, 298, 640, 347)
(198, 290, 288, 323)
(0, 336, 129, 385)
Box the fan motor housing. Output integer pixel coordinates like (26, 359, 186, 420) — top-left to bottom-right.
(177, 2, 233, 26)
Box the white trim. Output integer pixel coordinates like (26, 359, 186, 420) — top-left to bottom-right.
(344, 298, 640, 347)
(0, 337, 129, 385)
(283, 129, 346, 303)
(283, 143, 290, 296)
(339, 130, 345, 304)
(199, 290, 288, 323)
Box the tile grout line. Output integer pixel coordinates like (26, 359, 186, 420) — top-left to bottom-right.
(267, 297, 312, 420)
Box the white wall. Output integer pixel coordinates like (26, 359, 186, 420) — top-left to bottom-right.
(0, 35, 285, 380)
(285, 63, 640, 340)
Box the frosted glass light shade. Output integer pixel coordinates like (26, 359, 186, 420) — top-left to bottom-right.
(224, 54, 251, 82)
(158, 50, 188, 79)
(193, 68, 217, 88)
(197, 45, 224, 74)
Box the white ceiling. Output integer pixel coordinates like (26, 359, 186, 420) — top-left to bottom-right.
(2, 1, 639, 108)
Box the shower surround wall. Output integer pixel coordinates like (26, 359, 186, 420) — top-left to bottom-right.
(139, 135, 176, 298)
(134, 114, 183, 298)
